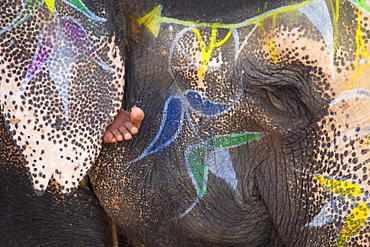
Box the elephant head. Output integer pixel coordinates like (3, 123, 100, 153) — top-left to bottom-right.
(2, 0, 370, 246)
(89, 0, 370, 246)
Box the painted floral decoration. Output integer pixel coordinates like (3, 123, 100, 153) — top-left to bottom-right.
(0, 0, 113, 119)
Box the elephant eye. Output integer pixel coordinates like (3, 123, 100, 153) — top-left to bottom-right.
(262, 85, 310, 120)
(242, 83, 316, 137)
(240, 62, 328, 136)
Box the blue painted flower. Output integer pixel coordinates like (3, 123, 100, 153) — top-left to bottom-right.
(1, 0, 112, 119)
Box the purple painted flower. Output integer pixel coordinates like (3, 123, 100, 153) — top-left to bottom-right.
(0, 0, 106, 35)
(25, 21, 57, 84)
(60, 17, 113, 72)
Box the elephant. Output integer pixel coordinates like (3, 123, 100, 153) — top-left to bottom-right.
(2, 0, 370, 246)
(1, 0, 124, 245)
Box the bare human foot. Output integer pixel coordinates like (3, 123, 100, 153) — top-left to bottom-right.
(103, 106, 144, 143)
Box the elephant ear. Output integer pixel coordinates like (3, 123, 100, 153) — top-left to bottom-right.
(0, 1, 124, 195)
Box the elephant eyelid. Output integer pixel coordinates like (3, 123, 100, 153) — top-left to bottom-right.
(262, 85, 311, 117)
(242, 61, 309, 89)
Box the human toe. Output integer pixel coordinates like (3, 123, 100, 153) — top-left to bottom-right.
(130, 106, 145, 128)
(118, 126, 132, 140)
(110, 128, 125, 142)
(103, 130, 117, 143)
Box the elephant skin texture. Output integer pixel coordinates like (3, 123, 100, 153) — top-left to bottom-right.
(3, 0, 370, 246)
(0, 113, 114, 246)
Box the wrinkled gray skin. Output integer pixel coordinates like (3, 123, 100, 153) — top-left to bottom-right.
(2, 0, 370, 246)
(92, 0, 370, 246)
(0, 118, 115, 246)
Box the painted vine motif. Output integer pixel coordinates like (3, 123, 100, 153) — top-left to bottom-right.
(0, 0, 120, 195)
(1, 0, 370, 245)
(1, 0, 112, 119)
(135, 0, 370, 245)
(306, 175, 370, 247)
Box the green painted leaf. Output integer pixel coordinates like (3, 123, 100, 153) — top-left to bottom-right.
(315, 175, 363, 198)
(348, 0, 370, 14)
(336, 203, 369, 247)
(186, 145, 207, 197)
(62, 0, 107, 21)
(65, 0, 90, 14)
(207, 132, 260, 149)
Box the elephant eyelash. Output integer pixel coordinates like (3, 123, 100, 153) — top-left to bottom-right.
(240, 64, 312, 119)
(241, 57, 311, 90)
(261, 85, 310, 119)
(263, 87, 289, 112)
